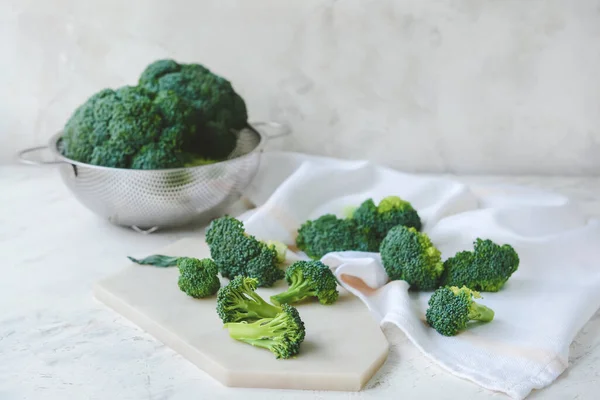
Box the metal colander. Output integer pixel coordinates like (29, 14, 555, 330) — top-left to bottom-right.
(18, 122, 289, 232)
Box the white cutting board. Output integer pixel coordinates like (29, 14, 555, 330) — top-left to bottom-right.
(93, 236, 389, 391)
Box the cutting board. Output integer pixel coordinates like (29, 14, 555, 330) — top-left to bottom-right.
(93, 236, 389, 391)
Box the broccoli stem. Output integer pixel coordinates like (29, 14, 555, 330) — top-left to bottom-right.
(225, 318, 282, 344)
(270, 280, 315, 306)
(245, 292, 282, 318)
(469, 303, 495, 322)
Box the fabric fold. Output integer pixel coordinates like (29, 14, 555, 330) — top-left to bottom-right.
(240, 151, 600, 399)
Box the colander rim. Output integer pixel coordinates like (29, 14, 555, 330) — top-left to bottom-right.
(47, 124, 265, 173)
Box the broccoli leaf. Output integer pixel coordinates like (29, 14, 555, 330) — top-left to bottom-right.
(127, 254, 180, 267)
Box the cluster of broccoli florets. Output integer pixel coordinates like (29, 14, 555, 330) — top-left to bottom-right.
(60, 59, 248, 169)
(294, 194, 520, 337)
(127, 215, 342, 359)
(296, 196, 422, 259)
(127, 194, 520, 356)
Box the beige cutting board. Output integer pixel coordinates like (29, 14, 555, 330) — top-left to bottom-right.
(93, 236, 389, 391)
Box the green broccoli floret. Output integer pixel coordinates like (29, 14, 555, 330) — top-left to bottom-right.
(351, 196, 422, 243)
(139, 59, 248, 159)
(205, 216, 284, 287)
(379, 225, 444, 290)
(425, 286, 495, 336)
(295, 214, 377, 259)
(61, 86, 164, 168)
(224, 304, 306, 359)
(440, 239, 519, 292)
(264, 240, 288, 264)
(216, 276, 282, 323)
(60, 59, 247, 169)
(60, 85, 210, 170)
(176, 257, 220, 298)
(270, 261, 339, 306)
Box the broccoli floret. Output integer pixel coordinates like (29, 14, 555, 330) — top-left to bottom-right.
(60, 59, 247, 169)
(295, 214, 377, 259)
(61, 86, 163, 168)
(176, 257, 220, 298)
(440, 239, 519, 292)
(224, 304, 306, 359)
(379, 226, 444, 290)
(60, 85, 202, 170)
(139, 59, 248, 159)
(351, 196, 422, 243)
(264, 240, 288, 264)
(216, 276, 282, 323)
(270, 261, 339, 306)
(425, 286, 495, 336)
(205, 216, 284, 287)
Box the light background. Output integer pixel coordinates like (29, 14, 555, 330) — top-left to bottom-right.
(2, 0, 599, 174)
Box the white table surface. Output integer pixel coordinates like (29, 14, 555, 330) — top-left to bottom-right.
(2, 165, 599, 400)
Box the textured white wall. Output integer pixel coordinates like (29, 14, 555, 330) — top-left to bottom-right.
(2, 0, 599, 174)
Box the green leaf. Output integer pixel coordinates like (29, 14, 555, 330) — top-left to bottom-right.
(127, 254, 180, 267)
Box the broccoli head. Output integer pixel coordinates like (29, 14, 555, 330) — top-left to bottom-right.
(139, 59, 248, 159)
(60, 85, 220, 170)
(270, 260, 339, 306)
(440, 239, 519, 292)
(379, 226, 444, 290)
(295, 214, 377, 259)
(205, 216, 284, 287)
(224, 304, 306, 359)
(351, 196, 422, 242)
(216, 276, 282, 323)
(61, 86, 163, 168)
(176, 257, 220, 298)
(425, 286, 495, 336)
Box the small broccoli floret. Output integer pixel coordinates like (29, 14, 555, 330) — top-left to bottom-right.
(351, 196, 422, 243)
(270, 261, 339, 306)
(224, 304, 306, 359)
(216, 276, 282, 323)
(295, 214, 377, 259)
(425, 286, 495, 336)
(205, 216, 284, 287)
(380, 226, 444, 290)
(176, 257, 220, 298)
(440, 239, 519, 292)
(264, 240, 288, 264)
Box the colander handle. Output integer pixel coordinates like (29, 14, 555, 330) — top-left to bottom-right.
(17, 146, 65, 165)
(250, 121, 291, 139)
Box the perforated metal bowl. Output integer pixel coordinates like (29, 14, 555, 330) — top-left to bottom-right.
(18, 122, 289, 232)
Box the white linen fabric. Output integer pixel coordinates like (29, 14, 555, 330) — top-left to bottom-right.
(239, 151, 600, 399)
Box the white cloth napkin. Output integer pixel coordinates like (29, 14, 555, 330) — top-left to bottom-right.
(239, 151, 600, 399)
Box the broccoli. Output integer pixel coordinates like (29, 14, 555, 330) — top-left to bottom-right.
(61, 86, 163, 168)
(270, 261, 339, 306)
(216, 276, 282, 323)
(224, 304, 306, 359)
(379, 225, 444, 290)
(205, 216, 285, 287)
(265, 240, 288, 264)
(139, 59, 248, 159)
(295, 214, 377, 259)
(425, 286, 495, 336)
(440, 239, 520, 292)
(176, 257, 220, 298)
(60, 59, 248, 169)
(351, 196, 422, 243)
